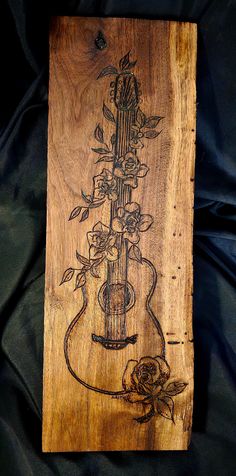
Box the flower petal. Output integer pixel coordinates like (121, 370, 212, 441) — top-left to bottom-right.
(132, 357, 160, 386)
(87, 231, 99, 246)
(124, 230, 140, 244)
(93, 221, 110, 234)
(117, 207, 125, 218)
(106, 246, 119, 262)
(102, 168, 113, 180)
(93, 175, 104, 187)
(89, 246, 105, 261)
(130, 139, 144, 149)
(151, 384, 163, 397)
(138, 214, 153, 232)
(117, 155, 125, 165)
(124, 151, 137, 160)
(108, 191, 118, 201)
(154, 356, 170, 383)
(123, 176, 138, 188)
(138, 356, 159, 367)
(137, 164, 149, 177)
(107, 234, 116, 247)
(93, 189, 105, 200)
(125, 202, 140, 214)
(114, 166, 125, 178)
(122, 359, 138, 391)
(112, 217, 124, 233)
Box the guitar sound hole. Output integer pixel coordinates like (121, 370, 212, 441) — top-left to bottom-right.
(98, 282, 135, 314)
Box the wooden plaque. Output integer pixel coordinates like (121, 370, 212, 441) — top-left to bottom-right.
(43, 17, 197, 452)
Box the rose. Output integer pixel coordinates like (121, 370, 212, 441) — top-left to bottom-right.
(123, 356, 170, 402)
(87, 222, 118, 262)
(122, 355, 188, 423)
(93, 168, 118, 201)
(112, 202, 153, 244)
(114, 151, 149, 188)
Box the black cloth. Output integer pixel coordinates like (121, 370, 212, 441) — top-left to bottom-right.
(0, 1, 236, 475)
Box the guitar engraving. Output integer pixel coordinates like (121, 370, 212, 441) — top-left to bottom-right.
(61, 51, 187, 423)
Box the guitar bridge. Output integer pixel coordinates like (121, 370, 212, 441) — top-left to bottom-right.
(91, 333, 138, 350)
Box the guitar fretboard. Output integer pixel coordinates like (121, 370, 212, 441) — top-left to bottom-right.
(106, 106, 137, 340)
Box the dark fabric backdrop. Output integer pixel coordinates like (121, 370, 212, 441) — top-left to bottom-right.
(0, 0, 236, 475)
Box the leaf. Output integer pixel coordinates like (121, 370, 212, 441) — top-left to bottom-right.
(144, 130, 160, 139)
(127, 60, 137, 69)
(119, 51, 130, 70)
(110, 133, 116, 146)
(103, 103, 116, 124)
(136, 108, 146, 128)
(94, 124, 104, 143)
(95, 155, 114, 163)
(97, 65, 118, 79)
(60, 268, 74, 285)
(74, 272, 86, 290)
(89, 199, 106, 209)
(137, 163, 149, 177)
(69, 206, 82, 221)
(90, 247, 105, 261)
(145, 116, 163, 128)
(80, 208, 89, 222)
(155, 396, 174, 422)
(91, 147, 109, 154)
(90, 265, 100, 278)
(129, 244, 142, 263)
(165, 382, 188, 396)
(81, 190, 92, 204)
(76, 251, 90, 266)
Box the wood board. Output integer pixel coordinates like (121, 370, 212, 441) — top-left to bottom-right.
(43, 16, 197, 452)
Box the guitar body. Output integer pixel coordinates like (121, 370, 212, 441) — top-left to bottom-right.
(65, 258, 164, 393)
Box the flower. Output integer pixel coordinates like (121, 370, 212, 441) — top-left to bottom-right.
(123, 356, 170, 402)
(93, 168, 118, 201)
(122, 355, 188, 423)
(114, 151, 149, 188)
(87, 222, 118, 262)
(112, 202, 153, 243)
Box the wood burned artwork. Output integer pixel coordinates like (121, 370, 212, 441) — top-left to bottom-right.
(43, 17, 197, 452)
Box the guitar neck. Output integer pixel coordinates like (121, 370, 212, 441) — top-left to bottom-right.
(104, 106, 137, 341)
(116, 109, 136, 163)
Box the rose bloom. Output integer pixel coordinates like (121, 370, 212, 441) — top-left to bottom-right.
(122, 356, 170, 402)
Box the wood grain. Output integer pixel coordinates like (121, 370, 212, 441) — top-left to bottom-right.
(43, 16, 197, 452)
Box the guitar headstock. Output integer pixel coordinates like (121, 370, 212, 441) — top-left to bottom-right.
(111, 72, 140, 111)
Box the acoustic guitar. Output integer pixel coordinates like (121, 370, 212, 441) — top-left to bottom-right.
(63, 57, 165, 394)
